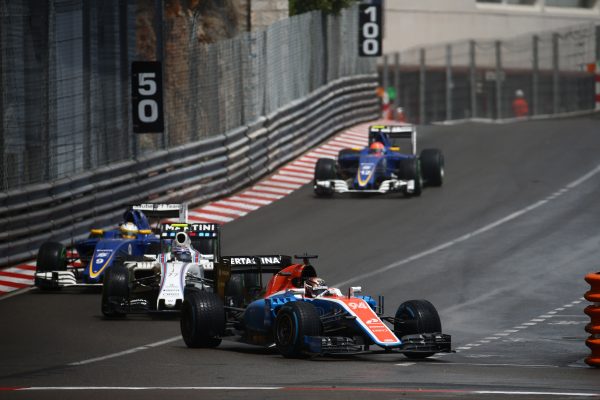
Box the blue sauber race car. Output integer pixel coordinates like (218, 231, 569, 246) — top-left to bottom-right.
(180, 255, 451, 359)
(34, 204, 186, 290)
(314, 125, 444, 197)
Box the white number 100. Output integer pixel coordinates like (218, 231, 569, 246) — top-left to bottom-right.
(362, 6, 379, 56)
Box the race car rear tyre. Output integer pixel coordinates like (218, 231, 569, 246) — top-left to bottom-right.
(314, 158, 337, 197)
(420, 148, 444, 187)
(101, 264, 130, 318)
(275, 301, 322, 358)
(181, 288, 225, 348)
(397, 158, 422, 197)
(36, 242, 67, 272)
(394, 299, 442, 359)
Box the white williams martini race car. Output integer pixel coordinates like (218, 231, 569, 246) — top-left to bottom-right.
(101, 222, 219, 317)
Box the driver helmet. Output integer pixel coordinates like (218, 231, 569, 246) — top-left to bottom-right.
(171, 232, 193, 262)
(304, 277, 328, 298)
(120, 222, 138, 239)
(369, 141, 385, 155)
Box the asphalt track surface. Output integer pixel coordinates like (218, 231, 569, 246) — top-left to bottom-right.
(1, 115, 600, 399)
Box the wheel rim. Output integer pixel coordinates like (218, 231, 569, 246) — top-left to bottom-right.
(277, 314, 294, 346)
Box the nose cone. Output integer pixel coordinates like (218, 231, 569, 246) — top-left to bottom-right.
(356, 156, 380, 188)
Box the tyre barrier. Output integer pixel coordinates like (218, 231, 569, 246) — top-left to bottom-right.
(584, 272, 600, 367)
(0, 74, 379, 268)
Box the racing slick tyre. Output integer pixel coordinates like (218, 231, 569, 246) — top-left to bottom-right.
(36, 242, 67, 272)
(397, 158, 422, 197)
(420, 149, 444, 187)
(314, 158, 337, 197)
(274, 301, 322, 358)
(101, 264, 130, 318)
(181, 288, 225, 348)
(394, 299, 442, 359)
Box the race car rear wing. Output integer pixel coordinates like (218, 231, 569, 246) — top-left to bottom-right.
(214, 255, 293, 299)
(221, 255, 293, 274)
(160, 222, 221, 259)
(132, 203, 188, 222)
(369, 125, 416, 155)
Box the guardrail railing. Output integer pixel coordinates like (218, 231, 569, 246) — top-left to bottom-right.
(0, 75, 379, 268)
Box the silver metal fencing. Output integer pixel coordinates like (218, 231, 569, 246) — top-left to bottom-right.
(380, 23, 600, 124)
(0, 1, 376, 191)
(0, 2, 379, 267)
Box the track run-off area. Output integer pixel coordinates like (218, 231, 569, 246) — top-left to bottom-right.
(1, 115, 600, 400)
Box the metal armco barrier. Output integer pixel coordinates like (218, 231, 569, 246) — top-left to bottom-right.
(584, 272, 600, 367)
(0, 75, 379, 268)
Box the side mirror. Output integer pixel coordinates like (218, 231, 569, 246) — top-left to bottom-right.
(348, 286, 362, 298)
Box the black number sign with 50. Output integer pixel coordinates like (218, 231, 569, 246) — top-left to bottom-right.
(131, 61, 164, 133)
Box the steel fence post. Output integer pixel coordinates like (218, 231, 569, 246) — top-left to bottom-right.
(383, 53, 389, 93)
(382, 53, 389, 119)
(82, 1, 92, 169)
(532, 34, 539, 116)
(420, 48, 426, 124)
(446, 44, 452, 121)
(553, 32, 560, 115)
(470, 40, 477, 119)
(596, 25, 600, 111)
(119, 0, 130, 160)
(155, 0, 167, 149)
(495, 40, 502, 120)
(393, 52, 400, 120)
(0, 0, 4, 189)
(596, 25, 600, 63)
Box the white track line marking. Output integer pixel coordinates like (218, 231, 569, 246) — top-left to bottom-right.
(0, 275, 33, 285)
(260, 180, 302, 189)
(229, 196, 272, 205)
(68, 336, 182, 366)
(19, 387, 283, 391)
(270, 174, 310, 183)
(188, 212, 234, 222)
(251, 185, 293, 194)
(333, 163, 600, 288)
(241, 191, 282, 199)
(0, 283, 26, 292)
(278, 169, 313, 179)
(12, 386, 599, 397)
(214, 200, 259, 211)
(201, 205, 247, 217)
(282, 164, 313, 173)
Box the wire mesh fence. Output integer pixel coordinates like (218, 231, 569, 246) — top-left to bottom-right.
(0, 1, 375, 191)
(380, 23, 600, 125)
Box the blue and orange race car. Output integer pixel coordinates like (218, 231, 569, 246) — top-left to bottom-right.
(34, 204, 185, 289)
(313, 125, 444, 197)
(180, 255, 451, 359)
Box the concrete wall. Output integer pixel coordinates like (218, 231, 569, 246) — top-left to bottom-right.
(250, 0, 289, 31)
(384, 0, 600, 52)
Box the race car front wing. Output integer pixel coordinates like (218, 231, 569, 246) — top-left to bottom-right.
(34, 270, 79, 289)
(304, 333, 452, 356)
(314, 179, 416, 194)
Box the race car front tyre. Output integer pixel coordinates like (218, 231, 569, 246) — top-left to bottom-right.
(314, 158, 336, 197)
(101, 265, 130, 318)
(394, 299, 442, 359)
(181, 288, 225, 348)
(36, 242, 67, 272)
(397, 158, 422, 197)
(275, 301, 322, 358)
(420, 149, 444, 187)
